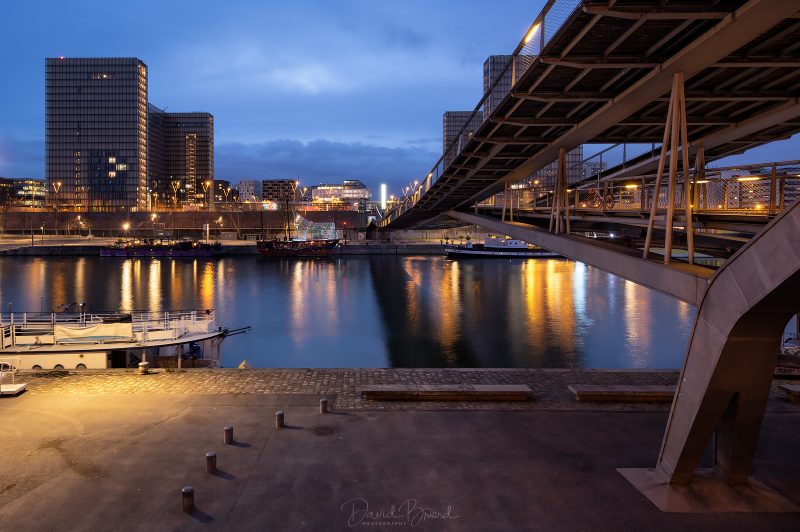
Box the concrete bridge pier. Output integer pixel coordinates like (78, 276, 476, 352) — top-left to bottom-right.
(621, 198, 800, 511)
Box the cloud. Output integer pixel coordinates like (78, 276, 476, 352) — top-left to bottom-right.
(216, 139, 438, 194)
(0, 136, 43, 178)
(267, 64, 352, 95)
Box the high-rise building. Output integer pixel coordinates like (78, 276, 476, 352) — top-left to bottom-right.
(236, 180, 262, 203)
(148, 105, 214, 209)
(443, 111, 483, 169)
(483, 55, 514, 117)
(46, 57, 148, 211)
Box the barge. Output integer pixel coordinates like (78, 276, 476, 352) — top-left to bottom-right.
(0, 309, 244, 370)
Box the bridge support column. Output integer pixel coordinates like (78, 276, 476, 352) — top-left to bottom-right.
(548, 148, 569, 235)
(644, 72, 694, 264)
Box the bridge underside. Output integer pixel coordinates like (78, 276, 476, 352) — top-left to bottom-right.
(386, 0, 800, 230)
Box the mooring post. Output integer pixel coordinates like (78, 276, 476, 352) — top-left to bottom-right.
(275, 411, 284, 429)
(320, 398, 329, 414)
(206, 452, 217, 474)
(181, 486, 194, 513)
(223, 425, 233, 445)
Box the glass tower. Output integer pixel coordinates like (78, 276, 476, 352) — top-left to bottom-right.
(147, 105, 214, 208)
(45, 57, 148, 211)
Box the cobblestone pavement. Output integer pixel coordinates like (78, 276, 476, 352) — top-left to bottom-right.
(15, 368, 800, 413)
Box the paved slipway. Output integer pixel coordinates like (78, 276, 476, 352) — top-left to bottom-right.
(1, 369, 799, 531)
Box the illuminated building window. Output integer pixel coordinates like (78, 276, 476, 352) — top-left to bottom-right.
(116, 163, 127, 171)
(108, 171, 117, 178)
(108, 156, 116, 164)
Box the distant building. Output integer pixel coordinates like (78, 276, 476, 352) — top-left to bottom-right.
(310, 179, 371, 204)
(529, 146, 585, 186)
(12, 178, 46, 207)
(583, 161, 608, 179)
(262, 179, 298, 203)
(236, 180, 262, 203)
(443, 111, 483, 168)
(213, 180, 237, 203)
(148, 104, 214, 209)
(0, 178, 14, 206)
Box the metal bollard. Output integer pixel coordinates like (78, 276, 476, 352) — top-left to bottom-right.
(181, 486, 194, 513)
(206, 452, 217, 474)
(138, 361, 150, 375)
(275, 410, 284, 429)
(320, 398, 329, 414)
(223, 425, 234, 445)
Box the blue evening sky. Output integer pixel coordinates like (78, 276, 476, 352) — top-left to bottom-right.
(0, 0, 797, 195)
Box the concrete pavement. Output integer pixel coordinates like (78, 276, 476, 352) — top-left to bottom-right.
(1, 390, 799, 531)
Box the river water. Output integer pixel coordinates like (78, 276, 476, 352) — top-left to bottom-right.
(0, 256, 695, 368)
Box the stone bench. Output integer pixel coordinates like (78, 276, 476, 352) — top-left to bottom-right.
(568, 384, 675, 402)
(778, 384, 800, 402)
(361, 384, 532, 401)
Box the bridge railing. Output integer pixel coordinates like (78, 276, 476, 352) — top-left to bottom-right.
(501, 160, 800, 218)
(381, 0, 582, 227)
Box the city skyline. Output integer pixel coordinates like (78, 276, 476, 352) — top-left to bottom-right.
(0, 0, 537, 194)
(1, 0, 798, 196)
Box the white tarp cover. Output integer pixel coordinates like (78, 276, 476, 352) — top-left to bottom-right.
(295, 216, 337, 240)
(54, 323, 134, 342)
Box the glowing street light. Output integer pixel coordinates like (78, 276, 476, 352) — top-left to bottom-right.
(524, 22, 541, 44)
(202, 180, 212, 210)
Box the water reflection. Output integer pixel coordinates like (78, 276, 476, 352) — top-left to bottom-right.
(0, 255, 700, 369)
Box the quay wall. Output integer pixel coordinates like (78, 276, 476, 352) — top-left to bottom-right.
(0, 242, 445, 257)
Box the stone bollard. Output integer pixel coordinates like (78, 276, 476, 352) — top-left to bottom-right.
(138, 361, 150, 375)
(224, 425, 234, 445)
(320, 398, 329, 414)
(181, 486, 194, 513)
(275, 411, 284, 429)
(206, 452, 217, 474)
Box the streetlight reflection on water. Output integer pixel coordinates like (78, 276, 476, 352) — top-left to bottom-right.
(0, 256, 695, 368)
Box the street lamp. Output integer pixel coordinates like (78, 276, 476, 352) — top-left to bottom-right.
(52, 181, 62, 209)
(40, 223, 45, 244)
(202, 180, 212, 211)
(171, 179, 180, 209)
(122, 222, 130, 239)
(151, 213, 157, 237)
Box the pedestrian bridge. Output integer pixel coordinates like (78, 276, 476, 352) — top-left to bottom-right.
(380, 0, 800, 231)
(377, 0, 800, 497)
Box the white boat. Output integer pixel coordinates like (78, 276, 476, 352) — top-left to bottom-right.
(445, 235, 560, 258)
(0, 310, 242, 370)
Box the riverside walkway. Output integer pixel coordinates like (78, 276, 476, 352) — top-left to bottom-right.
(1, 369, 799, 531)
(15, 367, 800, 413)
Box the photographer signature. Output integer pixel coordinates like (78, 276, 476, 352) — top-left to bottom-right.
(341, 497, 458, 527)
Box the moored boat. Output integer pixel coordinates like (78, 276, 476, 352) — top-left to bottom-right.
(256, 238, 339, 258)
(0, 309, 248, 370)
(445, 235, 559, 258)
(100, 238, 222, 258)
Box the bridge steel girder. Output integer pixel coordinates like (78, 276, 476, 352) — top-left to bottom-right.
(460, 0, 800, 208)
(446, 211, 711, 305)
(593, 98, 800, 181)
